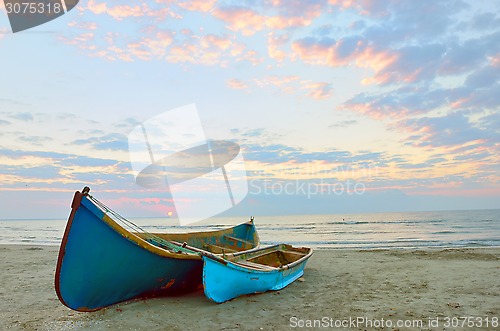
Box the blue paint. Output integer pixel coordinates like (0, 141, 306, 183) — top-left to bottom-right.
(202, 244, 312, 303)
(55, 191, 259, 311)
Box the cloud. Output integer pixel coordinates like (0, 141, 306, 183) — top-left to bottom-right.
(165, 32, 252, 66)
(226, 75, 333, 99)
(17, 135, 53, 146)
(0, 147, 133, 191)
(3, 165, 62, 180)
(439, 31, 500, 74)
(86, 0, 143, 20)
(289, 1, 500, 88)
(395, 112, 495, 150)
(328, 0, 392, 16)
(86, 0, 181, 21)
(491, 54, 500, 67)
(291, 36, 399, 82)
(0, 98, 30, 107)
(292, 31, 497, 87)
(330, 0, 468, 38)
(239, 128, 267, 138)
(344, 55, 500, 119)
(477, 112, 500, 135)
(9, 112, 34, 121)
(62, 19, 258, 66)
(328, 120, 357, 128)
(343, 85, 451, 119)
(464, 63, 500, 88)
(362, 44, 446, 85)
(243, 142, 384, 170)
(178, 0, 216, 12)
(126, 30, 174, 61)
(267, 32, 289, 62)
(252, 75, 299, 92)
(72, 133, 129, 152)
(67, 21, 98, 30)
(470, 12, 500, 31)
(226, 75, 299, 94)
(226, 79, 249, 90)
(304, 82, 333, 99)
(213, 6, 266, 36)
(212, 1, 324, 36)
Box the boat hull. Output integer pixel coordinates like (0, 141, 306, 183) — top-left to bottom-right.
(202, 244, 312, 303)
(55, 189, 259, 311)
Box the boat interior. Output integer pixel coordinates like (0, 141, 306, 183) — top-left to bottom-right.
(231, 244, 312, 270)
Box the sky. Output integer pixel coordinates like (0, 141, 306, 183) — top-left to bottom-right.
(0, 0, 499, 220)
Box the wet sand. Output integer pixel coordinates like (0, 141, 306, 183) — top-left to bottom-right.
(0, 245, 498, 330)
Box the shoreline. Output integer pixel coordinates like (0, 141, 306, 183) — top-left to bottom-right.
(3, 242, 500, 250)
(1, 244, 498, 330)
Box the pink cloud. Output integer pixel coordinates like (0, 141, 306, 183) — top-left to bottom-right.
(86, 0, 106, 14)
(200, 34, 232, 51)
(68, 21, 98, 30)
(213, 6, 266, 36)
(178, 0, 216, 12)
(0, 28, 7, 40)
(491, 54, 500, 67)
(252, 75, 300, 92)
(356, 47, 400, 84)
(86, 0, 181, 21)
(61, 26, 174, 62)
(267, 32, 289, 62)
(266, 0, 323, 28)
(292, 37, 398, 83)
(87, 1, 143, 20)
(265, 0, 285, 6)
(165, 32, 253, 66)
(292, 38, 356, 66)
(59, 32, 95, 50)
(266, 15, 316, 30)
(304, 82, 333, 99)
(236, 50, 262, 66)
(227, 75, 332, 99)
(62, 19, 255, 66)
(213, 3, 321, 36)
(226, 79, 249, 90)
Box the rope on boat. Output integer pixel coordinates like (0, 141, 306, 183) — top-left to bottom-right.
(87, 194, 195, 255)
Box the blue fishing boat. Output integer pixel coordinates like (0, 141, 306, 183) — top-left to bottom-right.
(201, 243, 312, 303)
(55, 187, 259, 311)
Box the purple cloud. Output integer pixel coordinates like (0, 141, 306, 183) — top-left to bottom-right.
(397, 112, 495, 149)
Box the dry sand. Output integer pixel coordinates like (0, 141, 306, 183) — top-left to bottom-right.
(0, 245, 498, 330)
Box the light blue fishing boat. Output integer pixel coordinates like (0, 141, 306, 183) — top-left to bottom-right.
(55, 187, 259, 311)
(201, 243, 312, 303)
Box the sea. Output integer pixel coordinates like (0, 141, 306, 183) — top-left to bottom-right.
(1, 209, 499, 249)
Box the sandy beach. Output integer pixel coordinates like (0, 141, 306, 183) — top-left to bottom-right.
(1, 245, 498, 331)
